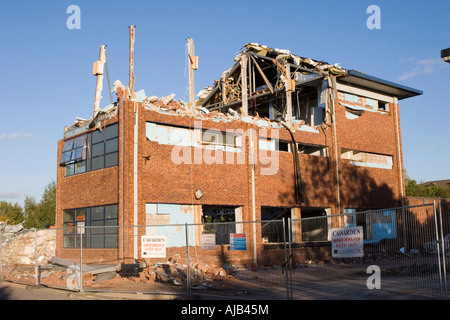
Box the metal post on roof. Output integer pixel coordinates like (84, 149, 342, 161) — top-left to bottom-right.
(240, 54, 248, 116)
(129, 25, 136, 100)
(187, 37, 198, 114)
(284, 63, 293, 125)
(93, 44, 107, 117)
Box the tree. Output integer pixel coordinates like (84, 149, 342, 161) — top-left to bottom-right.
(0, 201, 24, 224)
(23, 181, 56, 229)
(405, 174, 450, 198)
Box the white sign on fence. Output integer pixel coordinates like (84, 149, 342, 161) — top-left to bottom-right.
(141, 235, 166, 258)
(201, 234, 216, 250)
(331, 226, 364, 258)
(76, 222, 85, 234)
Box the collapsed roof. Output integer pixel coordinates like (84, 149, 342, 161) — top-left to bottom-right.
(63, 42, 422, 138)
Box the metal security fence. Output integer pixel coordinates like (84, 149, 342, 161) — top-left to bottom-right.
(288, 203, 448, 300)
(0, 202, 449, 300)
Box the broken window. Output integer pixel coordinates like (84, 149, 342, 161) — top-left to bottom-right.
(61, 123, 119, 177)
(60, 134, 87, 165)
(259, 138, 326, 156)
(261, 207, 291, 243)
(146, 122, 242, 152)
(340, 91, 390, 116)
(341, 148, 393, 169)
(258, 138, 290, 152)
(201, 205, 238, 245)
(146, 122, 193, 146)
(292, 86, 323, 126)
(200, 130, 241, 150)
(377, 101, 388, 111)
(301, 208, 329, 242)
(63, 204, 118, 248)
(298, 143, 327, 156)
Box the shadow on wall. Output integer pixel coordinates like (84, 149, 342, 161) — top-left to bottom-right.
(278, 155, 399, 209)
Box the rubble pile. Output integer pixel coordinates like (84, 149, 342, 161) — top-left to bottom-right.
(102, 256, 234, 290)
(1, 225, 56, 265)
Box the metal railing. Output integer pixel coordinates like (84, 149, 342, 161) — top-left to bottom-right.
(1, 202, 448, 300)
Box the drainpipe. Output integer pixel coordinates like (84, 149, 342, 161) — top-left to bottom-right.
(394, 97, 405, 207)
(280, 122, 303, 205)
(250, 128, 257, 264)
(328, 76, 341, 225)
(133, 102, 138, 263)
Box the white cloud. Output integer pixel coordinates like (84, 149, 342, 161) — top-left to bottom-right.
(399, 58, 446, 80)
(0, 133, 33, 140)
(0, 192, 23, 200)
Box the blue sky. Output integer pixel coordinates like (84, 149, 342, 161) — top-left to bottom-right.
(0, 0, 449, 206)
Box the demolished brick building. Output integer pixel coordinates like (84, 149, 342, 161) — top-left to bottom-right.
(56, 31, 422, 265)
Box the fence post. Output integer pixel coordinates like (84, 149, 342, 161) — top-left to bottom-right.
(185, 223, 191, 297)
(282, 218, 289, 300)
(288, 217, 293, 300)
(0, 227, 2, 281)
(438, 201, 448, 299)
(80, 230, 83, 293)
(34, 228, 39, 286)
(432, 201, 445, 299)
(401, 207, 408, 252)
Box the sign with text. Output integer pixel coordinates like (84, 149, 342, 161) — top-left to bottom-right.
(76, 222, 85, 234)
(230, 233, 247, 251)
(331, 226, 364, 258)
(141, 235, 166, 258)
(201, 234, 216, 250)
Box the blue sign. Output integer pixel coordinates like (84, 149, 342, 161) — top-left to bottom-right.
(230, 233, 247, 251)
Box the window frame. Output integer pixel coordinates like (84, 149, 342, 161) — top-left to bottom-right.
(61, 123, 119, 177)
(63, 204, 118, 249)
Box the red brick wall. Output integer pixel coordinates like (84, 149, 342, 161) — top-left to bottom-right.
(56, 88, 406, 264)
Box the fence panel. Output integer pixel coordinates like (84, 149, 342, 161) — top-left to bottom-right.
(439, 201, 450, 299)
(1, 203, 449, 300)
(289, 204, 447, 299)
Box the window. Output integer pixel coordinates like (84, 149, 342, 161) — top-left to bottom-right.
(259, 138, 290, 152)
(341, 148, 393, 169)
(301, 208, 329, 242)
(202, 205, 237, 245)
(61, 123, 119, 176)
(63, 204, 118, 248)
(200, 130, 241, 150)
(378, 101, 388, 111)
(259, 138, 326, 156)
(261, 207, 291, 243)
(340, 91, 390, 114)
(298, 143, 327, 156)
(60, 134, 88, 176)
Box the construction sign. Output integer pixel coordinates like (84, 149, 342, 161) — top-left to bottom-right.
(331, 226, 364, 258)
(230, 233, 247, 251)
(141, 235, 166, 258)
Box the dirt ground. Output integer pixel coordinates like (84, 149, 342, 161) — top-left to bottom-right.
(1, 253, 447, 300)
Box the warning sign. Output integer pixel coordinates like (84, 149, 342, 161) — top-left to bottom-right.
(230, 233, 247, 251)
(331, 226, 364, 258)
(141, 235, 166, 258)
(201, 234, 216, 250)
